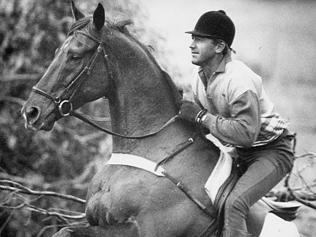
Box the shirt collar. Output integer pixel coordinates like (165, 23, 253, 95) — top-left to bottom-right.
(198, 51, 232, 83)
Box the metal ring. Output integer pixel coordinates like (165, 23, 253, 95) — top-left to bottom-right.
(58, 100, 73, 117)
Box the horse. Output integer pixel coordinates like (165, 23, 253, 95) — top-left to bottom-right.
(21, 2, 302, 237)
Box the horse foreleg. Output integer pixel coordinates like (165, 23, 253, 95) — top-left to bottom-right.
(52, 223, 140, 237)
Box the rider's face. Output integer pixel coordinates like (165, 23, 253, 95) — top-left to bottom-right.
(189, 36, 217, 67)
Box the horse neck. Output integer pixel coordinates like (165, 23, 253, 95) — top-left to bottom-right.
(108, 39, 180, 152)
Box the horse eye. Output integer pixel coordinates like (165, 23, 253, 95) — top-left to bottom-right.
(70, 54, 82, 60)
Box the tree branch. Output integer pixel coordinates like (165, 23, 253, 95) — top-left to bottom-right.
(285, 174, 316, 209)
(2, 202, 86, 222)
(284, 152, 316, 209)
(0, 180, 86, 204)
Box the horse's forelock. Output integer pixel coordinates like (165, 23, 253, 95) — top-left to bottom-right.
(68, 17, 91, 36)
(67, 15, 134, 38)
(67, 16, 123, 40)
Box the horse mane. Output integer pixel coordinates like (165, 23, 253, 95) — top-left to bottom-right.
(110, 20, 182, 109)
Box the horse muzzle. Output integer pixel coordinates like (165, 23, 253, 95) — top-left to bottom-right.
(22, 105, 41, 129)
(21, 102, 57, 131)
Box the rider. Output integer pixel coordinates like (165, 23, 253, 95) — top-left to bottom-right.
(179, 10, 295, 237)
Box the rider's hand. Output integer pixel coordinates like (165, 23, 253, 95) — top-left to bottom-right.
(178, 100, 204, 123)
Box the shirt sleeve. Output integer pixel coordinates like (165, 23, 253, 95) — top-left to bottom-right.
(201, 90, 261, 147)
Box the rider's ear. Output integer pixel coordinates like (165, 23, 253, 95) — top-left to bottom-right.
(215, 40, 226, 54)
(70, 0, 85, 21)
(93, 3, 105, 31)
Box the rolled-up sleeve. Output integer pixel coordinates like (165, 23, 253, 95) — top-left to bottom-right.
(201, 90, 261, 147)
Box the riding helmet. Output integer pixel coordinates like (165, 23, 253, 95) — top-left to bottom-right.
(186, 10, 235, 47)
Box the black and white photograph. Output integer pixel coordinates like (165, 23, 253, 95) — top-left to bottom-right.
(1, 0, 316, 236)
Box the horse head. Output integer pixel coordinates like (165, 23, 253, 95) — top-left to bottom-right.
(21, 3, 109, 130)
(22, 2, 181, 135)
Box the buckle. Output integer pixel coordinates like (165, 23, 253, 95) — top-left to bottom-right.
(58, 100, 73, 117)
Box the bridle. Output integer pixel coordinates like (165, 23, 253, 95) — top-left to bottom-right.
(32, 30, 178, 139)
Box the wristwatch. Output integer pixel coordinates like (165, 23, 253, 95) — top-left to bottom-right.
(195, 109, 208, 124)
(200, 113, 208, 124)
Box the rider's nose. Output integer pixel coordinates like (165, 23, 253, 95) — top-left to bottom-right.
(24, 106, 41, 124)
(189, 40, 196, 49)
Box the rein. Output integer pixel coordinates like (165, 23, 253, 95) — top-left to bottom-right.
(32, 31, 178, 139)
(71, 110, 178, 139)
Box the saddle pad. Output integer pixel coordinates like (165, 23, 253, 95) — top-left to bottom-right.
(204, 134, 234, 203)
(204, 148, 233, 203)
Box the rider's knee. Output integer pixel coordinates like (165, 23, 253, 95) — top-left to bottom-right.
(225, 192, 249, 217)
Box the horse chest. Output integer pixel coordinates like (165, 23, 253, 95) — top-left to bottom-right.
(86, 166, 158, 225)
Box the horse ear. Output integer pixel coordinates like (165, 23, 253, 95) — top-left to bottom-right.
(93, 3, 105, 31)
(70, 0, 85, 21)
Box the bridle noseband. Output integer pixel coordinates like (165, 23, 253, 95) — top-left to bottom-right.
(32, 30, 178, 139)
(31, 86, 74, 117)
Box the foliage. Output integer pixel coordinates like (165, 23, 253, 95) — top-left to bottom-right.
(0, 0, 166, 236)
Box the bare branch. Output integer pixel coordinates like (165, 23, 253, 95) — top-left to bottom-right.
(47, 208, 85, 216)
(26, 204, 86, 220)
(0, 172, 36, 185)
(295, 152, 316, 159)
(0, 180, 86, 204)
(2, 202, 85, 223)
(285, 174, 316, 209)
(285, 152, 316, 209)
(1, 180, 32, 192)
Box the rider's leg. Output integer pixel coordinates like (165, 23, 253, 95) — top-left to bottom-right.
(221, 133, 294, 237)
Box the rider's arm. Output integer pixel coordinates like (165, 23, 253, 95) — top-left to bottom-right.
(200, 89, 261, 148)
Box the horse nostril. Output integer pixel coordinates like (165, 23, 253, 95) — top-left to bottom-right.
(25, 106, 40, 123)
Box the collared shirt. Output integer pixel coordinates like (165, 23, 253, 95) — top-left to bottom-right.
(192, 52, 288, 147)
